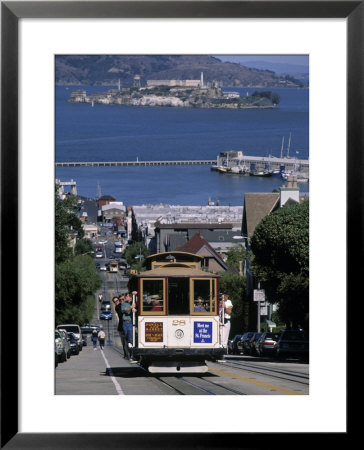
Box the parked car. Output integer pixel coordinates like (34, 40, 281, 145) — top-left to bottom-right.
(55, 342, 58, 368)
(228, 334, 243, 355)
(67, 332, 80, 355)
(55, 330, 68, 361)
(274, 330, 309, 360)
(56, 324, 83, 351)
(101, 300, 111, 311)
(57, 329, 72, 359)
(255, 332, 280, 357)
(81, 334, 88, 346)
(247, 332, 262, 356)
(81, 323, 100, 334)
(239, 332, 255, 354)
(99, 265, 107, 271)
(100, 309, 112, 320)
(55, 331, 65, 363)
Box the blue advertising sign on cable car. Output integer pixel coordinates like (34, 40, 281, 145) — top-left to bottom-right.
(194, 322, 212, 344)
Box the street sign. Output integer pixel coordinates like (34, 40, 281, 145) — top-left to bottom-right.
(253, 289, 265, 302)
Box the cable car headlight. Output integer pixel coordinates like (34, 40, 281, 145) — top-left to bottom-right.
(175, 329, 184, 339)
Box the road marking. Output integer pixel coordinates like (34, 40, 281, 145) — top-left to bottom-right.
(209, 367, 307, 395)
(100, 349, 125, 395)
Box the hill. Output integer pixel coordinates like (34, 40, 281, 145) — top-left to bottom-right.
(55, 55, 303, 88)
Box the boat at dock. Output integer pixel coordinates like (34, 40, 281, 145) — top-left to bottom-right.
(250, 169, 272, 177)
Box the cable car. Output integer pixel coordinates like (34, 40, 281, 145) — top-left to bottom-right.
(129, 252, 225, 373)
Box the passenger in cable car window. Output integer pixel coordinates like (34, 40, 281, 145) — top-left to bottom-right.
(203, 301, 210, 312)
(150, 295, 163, 311)
(144, 294, 153, 311)
(194, 297, 207, 312)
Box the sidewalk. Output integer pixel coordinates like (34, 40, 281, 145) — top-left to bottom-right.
(55, 342, 135, 395)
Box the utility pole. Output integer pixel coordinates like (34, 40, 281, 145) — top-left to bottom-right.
(253, 283, 265, 332)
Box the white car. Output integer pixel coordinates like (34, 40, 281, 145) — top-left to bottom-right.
(100, 265, 107, 271)
(96, 251, 103, 258)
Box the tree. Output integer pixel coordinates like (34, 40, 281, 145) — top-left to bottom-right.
(55, 189, 84, 263)
(250, 201, 309, 329)
(55, 255, 102, 324)
(124, 242, 150, 270)
(75, 238, 95, 256)
(55, 188, 101, 324)
(225, 246, 246, 273)
(219, 271, 247, 335)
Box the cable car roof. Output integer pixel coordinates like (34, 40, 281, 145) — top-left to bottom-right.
(137, 266, 220, 278)
(146, 251, 203, 262)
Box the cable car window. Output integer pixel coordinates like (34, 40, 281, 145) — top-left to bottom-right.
(191, 278, 216, 314)
(168, 278, 190, 315)
(141, 279, 165, 314)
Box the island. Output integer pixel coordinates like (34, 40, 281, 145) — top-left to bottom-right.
(68, 75, 280, 110)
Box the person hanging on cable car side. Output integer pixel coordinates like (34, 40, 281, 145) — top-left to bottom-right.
(220, 292, 233, 352)
(121, 293, 137, 360)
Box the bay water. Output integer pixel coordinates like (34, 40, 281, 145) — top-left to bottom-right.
(55, 86, 309, 205)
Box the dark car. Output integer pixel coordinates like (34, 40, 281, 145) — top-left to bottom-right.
(81, 334, 87, 346)
(101, 301, 111, 311)
(247, 332, 262, 356)
(67, 332, 80, 355)
(239, 332, 255, 354)
(274, 330, 309, 360)
(255, 332, 280, 357)
(100, 309, 112, 320)
(228, 334, 243, 355)
(81, 324, 100, 334)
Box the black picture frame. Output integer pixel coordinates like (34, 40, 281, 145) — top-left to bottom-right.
(1, 1, 357, 448)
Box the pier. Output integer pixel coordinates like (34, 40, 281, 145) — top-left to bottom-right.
(55, 160, 216, 167)
(55, 155, 309, 172)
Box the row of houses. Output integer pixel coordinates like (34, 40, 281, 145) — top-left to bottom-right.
(77, 176, 307, 275)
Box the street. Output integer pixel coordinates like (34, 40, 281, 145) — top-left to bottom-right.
(56, 241, 309, 395)
(56, 331, 309, 396)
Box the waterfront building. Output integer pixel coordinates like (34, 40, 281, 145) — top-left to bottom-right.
(97, 195, 116, 208)
(100, 202, 126, 224)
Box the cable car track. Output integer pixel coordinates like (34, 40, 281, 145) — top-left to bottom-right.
(219, 359, 309, 386)
(153, 374, 247, 395)
(109, 346, 246, 395)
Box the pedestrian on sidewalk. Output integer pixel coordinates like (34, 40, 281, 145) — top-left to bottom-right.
(98, 327, 106, 350)
(91, 329, 98, 350)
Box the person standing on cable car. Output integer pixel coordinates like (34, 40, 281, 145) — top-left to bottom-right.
(112, 295, 128, 359)
(122, 293, 137, 360)
(220, 292, 233, 351)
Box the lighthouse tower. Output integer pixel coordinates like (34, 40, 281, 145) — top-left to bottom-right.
(200, 72, 204, 88)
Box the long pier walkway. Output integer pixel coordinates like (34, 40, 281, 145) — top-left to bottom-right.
(55, 160, 216, 167)
(55, 156, 309, 171)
